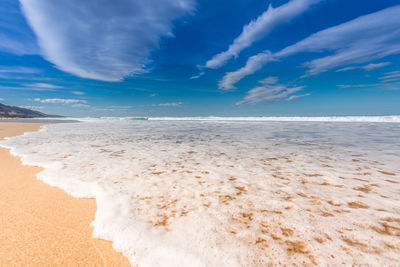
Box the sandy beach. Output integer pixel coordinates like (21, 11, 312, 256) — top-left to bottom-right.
(0, 122, 130, 266)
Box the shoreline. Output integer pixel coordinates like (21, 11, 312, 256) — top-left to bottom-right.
(0, 122, 130, 266)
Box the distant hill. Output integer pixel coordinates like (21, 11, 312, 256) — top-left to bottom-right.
(0, 102, 60, 118)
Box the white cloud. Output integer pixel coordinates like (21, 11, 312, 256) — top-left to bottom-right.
(0, 82, 61, 92)
(259, 76, 278, 85)
(336, 62, 392, 72)
(221, 5, 400, 89)
(335, 66, 358, 72)
(362, 62, 392, 71)
(0, 34, 38, 55)
(20, 0, 195, 81)
(0, 66, 42, 80)
(338, 71, 400, 88)
(20, 105, 45, 110)
(277, 5, 400, 76)
(0, 0, 38, 55)
(150, 93, 158, 97)
(219, 51, 274, 90)
(72, 103, 91, 108)
(0, 98, 4, 101)
(107, 105, 133, 109)
(237, 77, 305, 104)
(286, 93, 311, 101)
(337, 82, 400, 89)
(25, 83, 62, 89)
(189, 71, 205, 79)
(0, 66, 40, 74)
(0, 85, 56, 92)
(337, 83, 381, 89)
(71, 91, 85, 95)
(158, 102, 183, 106)
(379, 70, 400, 82)
(205, 0, 321, 69)
(34, 98, 87, 104)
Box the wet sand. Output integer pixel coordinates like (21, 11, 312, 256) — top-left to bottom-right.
(0, 122, 130, 266)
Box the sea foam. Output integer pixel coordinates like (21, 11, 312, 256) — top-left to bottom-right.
(1, 119, 400, 266)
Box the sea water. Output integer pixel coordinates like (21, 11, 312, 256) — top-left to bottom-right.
(1, 117, 400, 266)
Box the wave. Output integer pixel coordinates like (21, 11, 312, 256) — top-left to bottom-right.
(28, 115, 400, 123)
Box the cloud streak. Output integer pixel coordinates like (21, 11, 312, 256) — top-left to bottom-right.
(158, 102, 183, 106)
(206, 0, 321, 69)
(189, 71, 205, 79)
(0, 66, 40, 74)
(286, 93, 310, 101)
(219, 51, 274, 90)
(20, 105, 45, 110)
(336, 62, 392, 72)
(0, 0, 38, 55)
(34, 98, 87, 104)
(379, 71, 400, 82)
(220, 5, 400, 89)
(71, 91, 85, 96)
(25, 83, 62, 89)
(237, 77, 306, 104)
(20, 0, 195, 81)
(337, 71, 400, 88)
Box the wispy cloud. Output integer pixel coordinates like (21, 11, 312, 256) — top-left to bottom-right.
(363, 62, 392, 71)
(286, 93, 311, 101)
(20, 105, 45, 111)
(71, 103, 91, 108)
(25, 83, 62, 89)
(158, 102, 183, 107)
(0, 0, 38, 55)
(71, 91, 85, 95)
(219, 51, 274, 90)
(337, 71, 400, 88)
(20, 0, 195, 81)
(237, 77, 306, 104)
(189, 71, 205, 79)
(34, 98, 87, 104)
(0, 66, 43, 80)
(337, 82, 400, 89)
(0, 97, 4, 101)
(336, 62, 392, 72)
(205, 0, 321, 69)
(0, 82, 61, 92)
(220, 5, 400, 89)
(0, 85, 56, 92)
(107, 105, 133, 109)
(379, 70, 400, 82)
(0, 66, 40, 74)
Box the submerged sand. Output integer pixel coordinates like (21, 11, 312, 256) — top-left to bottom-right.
(0, 122, 130, 266)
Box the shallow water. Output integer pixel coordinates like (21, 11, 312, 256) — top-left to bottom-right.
(1, 119, 400, 266)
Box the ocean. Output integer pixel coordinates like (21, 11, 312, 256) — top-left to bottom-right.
(1, 117, 400, 266)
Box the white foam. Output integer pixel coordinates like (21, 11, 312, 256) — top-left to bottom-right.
(1, 120, 400, 266)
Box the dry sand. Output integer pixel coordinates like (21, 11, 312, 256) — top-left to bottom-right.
(0, 122, 130, 266)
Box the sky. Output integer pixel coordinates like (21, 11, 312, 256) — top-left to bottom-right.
(0, 0, 399, 117)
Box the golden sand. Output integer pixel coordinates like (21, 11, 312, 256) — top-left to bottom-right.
(0, 122, 130, 266)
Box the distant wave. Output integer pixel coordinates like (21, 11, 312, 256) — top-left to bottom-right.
(147, 116, 400, 122)
(28, 115, 400, 123)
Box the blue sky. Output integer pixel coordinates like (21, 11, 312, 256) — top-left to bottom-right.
(0, 0, 399, 117)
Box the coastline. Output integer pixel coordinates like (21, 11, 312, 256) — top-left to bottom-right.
(0, 122, 130, 266)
